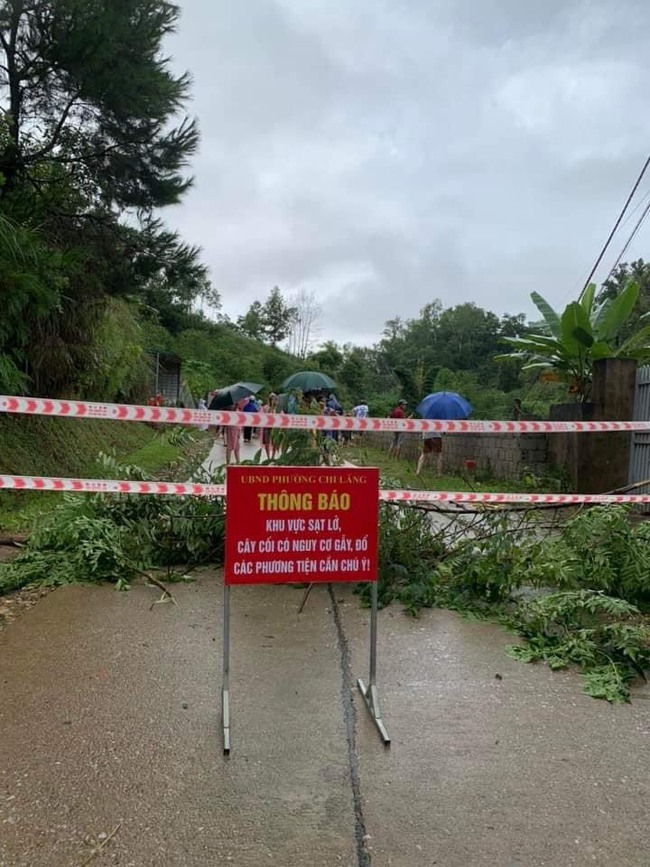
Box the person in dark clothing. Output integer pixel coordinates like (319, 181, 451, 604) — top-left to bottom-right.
(388, 399, 408, 457)
(242, 396, 257, 443)
(326, 393, 342, 442)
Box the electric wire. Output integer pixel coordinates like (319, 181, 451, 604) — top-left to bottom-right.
(579, 154, 650, 299)
(606, 198, 650, 279)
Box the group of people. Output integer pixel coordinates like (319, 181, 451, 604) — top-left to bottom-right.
(202, 388, 371, 466)
(199, 388, 447, 473)
(201, 391, 282, 465)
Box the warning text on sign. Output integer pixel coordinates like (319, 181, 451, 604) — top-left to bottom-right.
(225, 466, 379, 585)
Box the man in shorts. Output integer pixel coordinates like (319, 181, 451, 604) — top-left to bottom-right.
(417, 430, 443, 475)
(388, 399, 407, 457)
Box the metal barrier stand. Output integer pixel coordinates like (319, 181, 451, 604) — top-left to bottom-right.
(357, 580, 391, 745)
(222, 582, 231, 755)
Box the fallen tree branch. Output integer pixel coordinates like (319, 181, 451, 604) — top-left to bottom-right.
(135, 569, 177, 608)
(78, 821, 122, 867)
(297, 583, 314, 614)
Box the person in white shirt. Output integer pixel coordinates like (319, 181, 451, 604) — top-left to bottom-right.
(197, 397, 209, 431)
(352, 401, 369, 442)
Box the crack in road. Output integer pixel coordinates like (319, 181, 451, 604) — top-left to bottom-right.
(328, 584, 372, 867)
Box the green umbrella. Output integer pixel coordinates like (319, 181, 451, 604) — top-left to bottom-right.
(282, 371, 336, 392)
(235, 381, 263, 394)
(208, 382, 262, 410)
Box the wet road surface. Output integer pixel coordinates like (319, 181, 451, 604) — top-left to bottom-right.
(1, 572, 649, 866)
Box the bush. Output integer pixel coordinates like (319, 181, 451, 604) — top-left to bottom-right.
(551, 506, 650, 608)
(357, 502, 649, 702)
(0, 451, 225, 595)
(507, 591, 650, 703)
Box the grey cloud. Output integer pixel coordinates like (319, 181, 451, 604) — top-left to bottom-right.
(166, 0, 650, 345)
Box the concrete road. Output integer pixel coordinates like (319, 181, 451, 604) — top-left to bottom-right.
(202, 434, 261, 475)
(0, 573, 648, 867)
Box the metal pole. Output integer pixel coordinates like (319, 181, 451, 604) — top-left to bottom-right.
(369, 579, 378, 686)
(357, 578, 391, 745)
(222, 581, 231, 754)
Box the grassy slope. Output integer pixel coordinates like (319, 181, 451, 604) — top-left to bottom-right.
(0, 416, 185, 531)
(0, 416, 155, 476)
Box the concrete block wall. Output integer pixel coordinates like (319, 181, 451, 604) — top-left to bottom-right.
(361, 431, 549, 481)
(443, 433, 549, 479)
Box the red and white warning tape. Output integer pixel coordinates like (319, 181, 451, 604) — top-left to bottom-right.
(379, 489, 650, 505)
(0, 474, 226, 497)
(1, 474, 648, 505)
(0, 395, 647, 434)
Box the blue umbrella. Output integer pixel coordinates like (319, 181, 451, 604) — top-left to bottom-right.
(416, 391, 472, 420)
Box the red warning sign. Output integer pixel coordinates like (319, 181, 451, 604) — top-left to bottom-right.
(225, 466, 379, 585)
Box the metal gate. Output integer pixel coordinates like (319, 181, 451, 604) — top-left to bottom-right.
(629, 365, 650, 495)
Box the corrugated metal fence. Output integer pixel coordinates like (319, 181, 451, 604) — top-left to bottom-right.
(629, 365, 650, 496)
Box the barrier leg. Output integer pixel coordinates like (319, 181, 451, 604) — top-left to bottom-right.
(222, 581, 231, 755)
(357, 580, 391, 745)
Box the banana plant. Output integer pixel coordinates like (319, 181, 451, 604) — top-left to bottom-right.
(496, 281, 650, 400)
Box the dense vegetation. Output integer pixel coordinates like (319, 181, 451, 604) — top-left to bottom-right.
(368, 500, 649, 702)
(0, 0, 214, 399)
(498, 279, 650, 401)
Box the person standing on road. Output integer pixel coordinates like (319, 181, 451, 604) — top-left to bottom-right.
(352, 400, 369, 442)
(326, 393, 343, 442)
(321, 406, 337, 465)
(197, 396, 209, 432)
(261, 392, 279, 460)
(225, 397, 247, 464)
(417, 429, 443, 476)
(388, 399, 408, 458)
(242, 395, 257, 444)
(287, 390, 298, 413)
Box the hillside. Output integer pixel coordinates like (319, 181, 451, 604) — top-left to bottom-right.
(0, 416, 189, 532)
(142, 314, 303, 402)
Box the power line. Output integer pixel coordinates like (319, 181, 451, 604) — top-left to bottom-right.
(579, 154, 650, 298)
(604, 198, 650, 282)
(617, 185, 650, 229)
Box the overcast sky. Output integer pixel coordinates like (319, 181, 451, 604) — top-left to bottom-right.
(166, 0, 650, 346)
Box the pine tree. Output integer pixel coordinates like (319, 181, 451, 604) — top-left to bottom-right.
(0, 0, 198, 212)
(261, 286, 297, 346)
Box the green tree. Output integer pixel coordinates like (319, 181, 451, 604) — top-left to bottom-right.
(0, 0, 197, 210)
(308, 341, 344, 374)
(497, 283, 650, 400)
(598, 260, 650, 344)
(338, 347, 371, 402)
(435, 304, 502, 372)
(261, 286, 297, 345)
(262, 352, 293, 389)
(238, 301, 265, 340)
(181, 359, 214, 401)
(0, 0, 209, 398)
